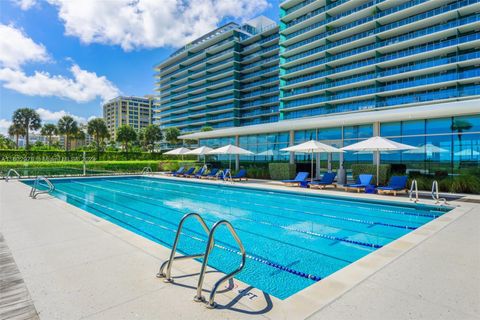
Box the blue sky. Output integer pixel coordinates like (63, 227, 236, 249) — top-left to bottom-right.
(0, 0, 279, 133)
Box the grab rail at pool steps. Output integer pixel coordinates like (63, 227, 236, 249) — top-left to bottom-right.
(29, 176, 55, 199)
(431, 180, 448, 205)
(409, 179, 419, 203)
(141, 167, 153, 175)
(5, 169, 21, 182)
(194, 220, 246, 309)
(156, 213, 214, 282)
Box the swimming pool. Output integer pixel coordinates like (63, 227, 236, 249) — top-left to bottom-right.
(24, 176, 450, 299)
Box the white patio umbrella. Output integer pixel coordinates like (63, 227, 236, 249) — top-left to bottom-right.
(164, 147, 191, 160)
(281, 140, 344, 182)
(454, 149, 480, 157)
(403, 143, 449, 154)
(341, 136, 417, 185)
(207, 144, 254, 172)
(185, 146, 213, 165)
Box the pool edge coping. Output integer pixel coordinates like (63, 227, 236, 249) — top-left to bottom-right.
(12, 176, 474, 319)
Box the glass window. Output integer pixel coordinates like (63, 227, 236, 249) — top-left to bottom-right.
(452, 115, 480, 134)
(358, 125, 373, 138)
(426, 117, 452, 135)
(402, 120, 425, 136)
(380, 122, 401, 137)
(318, 127, 341, 140)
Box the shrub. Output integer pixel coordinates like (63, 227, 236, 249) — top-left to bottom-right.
(268, 163, 296, 180)
(439, 175, 480, 194)
(0, 149, 196, 162)
(351, 164, 391, 185)
(246, 166, 270, 179)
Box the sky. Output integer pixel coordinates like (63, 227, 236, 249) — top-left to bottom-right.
(0, 0, 279, 134)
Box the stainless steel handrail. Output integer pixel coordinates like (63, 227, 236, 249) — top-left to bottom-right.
(29, 176, 55, 199)
(156, 213, 213, 283)
(141, 167, 153, 175)
(432, 180, 447, 205)
(194, 220, 246, 309)
(409, 179, 419, 203)
(5, 169, 21, 182)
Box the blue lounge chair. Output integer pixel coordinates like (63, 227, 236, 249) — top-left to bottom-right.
(193, 167, 207, 178)
(166, 166, 184, 176)
(186, 167, 204, 178)
(201, 168, 219, 179)
(377, 176, 408, 196)
(281, 172, 309, 187)
(343, 174, 373, 193)
(309, 172, 337, 189)
(232, 169, 247, 181)
(176, 167, 194, 177)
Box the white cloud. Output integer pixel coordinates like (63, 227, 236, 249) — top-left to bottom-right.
(0, 24, 49, 69)
(11, 0, 37, 10)
(46, 0, 269, 51)
(35, 108, 87, 124)
(0, 119, 13, 135)
(0, 64, 120, 103)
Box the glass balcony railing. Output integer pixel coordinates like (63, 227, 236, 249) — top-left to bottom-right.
(240, 116, 279, 126)
(241, 76, 278, 89)
(282, 68, 480, 109)
(284, 13, 478, 62)
(285, 32, 480, 75)
(164, 75, 234, 101)
(241, 96, 279, 108)
(242, 45, 279, 63)
(241, 66, 278, 80)
(161, 49, 236, 85)
(160, 103, 233, 120)
(242, 55, 279, 71)
(285, 0, 350, 29)
(243, 86, 278, 99)
(163, 84, 236, 108)
(242, 35, 279, 52)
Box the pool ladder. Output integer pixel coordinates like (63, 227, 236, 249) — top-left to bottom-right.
(141, 167, 153, 175)
(156, 213, 246, 309)
(432, 180, 448, 205)
(29, 176, 55, 199)
(5, 169, 21, 182)
(409, 179, 419, 203)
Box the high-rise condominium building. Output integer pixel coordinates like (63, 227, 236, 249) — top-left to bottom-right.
(103, 96, 154, 138)
(154, 16, 279, 133)
(160, 1, 480, 175)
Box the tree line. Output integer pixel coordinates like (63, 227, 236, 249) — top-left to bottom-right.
(3, 107, 213, 152)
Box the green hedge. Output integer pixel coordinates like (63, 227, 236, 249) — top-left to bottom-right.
(268, 163, 296, 180)
(351, 164, 391, 185)
(0, 149, 196, 161)
(0, 160, 196, 177)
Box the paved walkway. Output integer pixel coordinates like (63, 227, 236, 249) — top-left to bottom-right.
(1, 178, 479, 319)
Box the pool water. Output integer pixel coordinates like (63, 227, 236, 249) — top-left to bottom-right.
(23, 176, 449, 299)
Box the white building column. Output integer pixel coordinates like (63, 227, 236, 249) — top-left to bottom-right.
(235, 135, 240, 170)
(289, 130, 295, 164)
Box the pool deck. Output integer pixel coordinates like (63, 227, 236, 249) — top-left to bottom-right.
(0, 176, 479, 320)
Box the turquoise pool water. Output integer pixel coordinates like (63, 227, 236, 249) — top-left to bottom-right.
(24, 176, 449, 299)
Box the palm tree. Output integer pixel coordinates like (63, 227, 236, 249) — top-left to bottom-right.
(116, 125, 137, 153)
(8, 123, 25, 149)
(451, 119, 473, 151)
(12, 108, 41, 149)
(57, 115, 78, 151)
(40, 124, 58, 147)
(87, 118, 109, 156)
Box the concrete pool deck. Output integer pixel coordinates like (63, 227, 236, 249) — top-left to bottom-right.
(0, 176, 479, 319)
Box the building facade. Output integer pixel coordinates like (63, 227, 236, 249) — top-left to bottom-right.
(103, 96, 154, 138)
(171, 1, 479, 176)
(154, 17, 279, 133)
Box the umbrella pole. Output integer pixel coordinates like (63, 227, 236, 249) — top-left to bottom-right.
(376, 150, 380, 186)
(311, 151, 314, 182)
